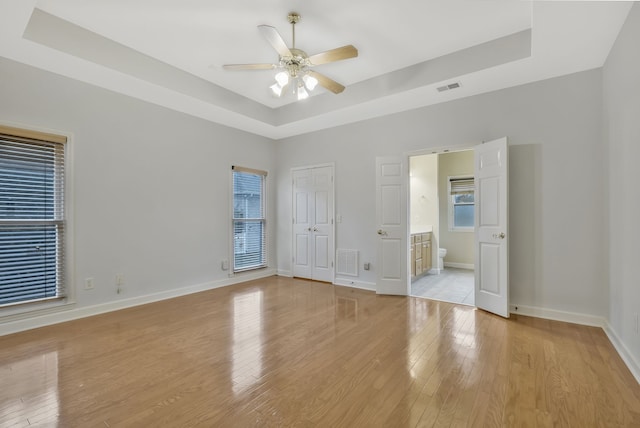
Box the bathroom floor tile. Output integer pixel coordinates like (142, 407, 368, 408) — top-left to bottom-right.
(411, 267, 474, 306)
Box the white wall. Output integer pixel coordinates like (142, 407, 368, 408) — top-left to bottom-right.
(410, 154, 439, 271)
(438, 150, 474, 266)
(603, 3, 640, 379)
(410, 155, 438, 233)
(277, 68, 606, 318)
(0, 57, 277, 331)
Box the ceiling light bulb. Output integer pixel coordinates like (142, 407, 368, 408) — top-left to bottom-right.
(303, 75, 318, 91)
(297, 85, 309, 100)
(270, 83, 284, 97)
(275, 71, 289, 87)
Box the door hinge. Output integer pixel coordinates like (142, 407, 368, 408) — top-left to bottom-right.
(331, 261, 334, 267)
(292, 218, 295, 224)
(331, 218, 334, 225)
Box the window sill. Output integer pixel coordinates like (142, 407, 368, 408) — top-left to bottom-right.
(232, 265, 268, 275)
(0, 298, 76, 325)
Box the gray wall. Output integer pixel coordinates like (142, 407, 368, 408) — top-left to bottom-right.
(276, 68, 606, 318)
(0, 57, 277, 318)
(0, 34, 623, 344)
(604, 3, 640, 375)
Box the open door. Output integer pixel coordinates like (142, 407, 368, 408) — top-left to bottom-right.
(474, 137, 509, 317)
(375, 156, 408, 295)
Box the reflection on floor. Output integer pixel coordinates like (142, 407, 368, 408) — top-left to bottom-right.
(411, 267, 474, 305)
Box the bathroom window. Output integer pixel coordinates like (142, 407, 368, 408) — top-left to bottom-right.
(449, 176, 474, 231)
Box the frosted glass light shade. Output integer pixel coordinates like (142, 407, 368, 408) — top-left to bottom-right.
(297, 85, 309, 100)
(275, 71, 289, 87)
(270, 83, 284, 97)
(303, 74, 318, 90)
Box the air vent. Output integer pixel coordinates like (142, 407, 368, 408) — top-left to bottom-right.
(436, 82, 462, 92)
(336, 249, 358, 276)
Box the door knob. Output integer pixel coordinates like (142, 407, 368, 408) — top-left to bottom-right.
(307, 227, 312, 232)
(377, 229, 387, 236)
(313, 227, 318, 232)
(492, 232, 506, 239)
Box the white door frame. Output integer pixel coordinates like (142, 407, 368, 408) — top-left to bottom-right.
(402, 140, 508, 316)
(406, 144, 475, 289)
(291, 162, 336, 283)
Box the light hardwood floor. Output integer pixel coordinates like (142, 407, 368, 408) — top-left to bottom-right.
(1, 276, 639, 427)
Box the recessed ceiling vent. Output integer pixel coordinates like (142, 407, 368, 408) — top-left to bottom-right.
(437, 82, 462, 93)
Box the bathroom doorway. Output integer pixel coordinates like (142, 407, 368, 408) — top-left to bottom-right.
(409, 150, 475, 306)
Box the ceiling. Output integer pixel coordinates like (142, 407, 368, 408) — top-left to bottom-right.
(0, 0, 633, 139)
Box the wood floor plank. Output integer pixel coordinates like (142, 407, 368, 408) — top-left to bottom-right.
(1, 276, 639, 427)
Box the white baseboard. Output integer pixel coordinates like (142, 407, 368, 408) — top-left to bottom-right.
(509, 304, 606, 327)
(333, 278, 376, 292)
(276, 269, 292, 277)
(603, 323, 640, 385)
(0, 268, 277, 336)
(444, 262, 474, 270)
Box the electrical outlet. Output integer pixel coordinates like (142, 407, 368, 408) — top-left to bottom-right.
(84, 277, 94, 290)
(116, 275, 124, 294)
(221, 259, 229, 271)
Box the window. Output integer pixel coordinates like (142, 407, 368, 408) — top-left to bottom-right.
(0, 126, 67, 307)
(449, 176, 474, 231)
(232, 166, 266, 272)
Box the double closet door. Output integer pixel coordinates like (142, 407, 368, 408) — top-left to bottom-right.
(292, 165, 334, 282)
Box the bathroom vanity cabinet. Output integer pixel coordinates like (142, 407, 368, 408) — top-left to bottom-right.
(410, 232, 432, 280)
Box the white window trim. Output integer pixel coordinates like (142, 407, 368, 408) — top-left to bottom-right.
(0, 122, 75, 322)
(229, 165, 267, 275)
(448, 174, 475, 233)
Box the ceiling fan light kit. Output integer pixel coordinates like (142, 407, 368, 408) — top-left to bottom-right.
(223, 12, 358, 101)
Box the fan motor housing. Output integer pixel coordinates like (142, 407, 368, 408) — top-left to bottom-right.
(282, 48, 310, 77)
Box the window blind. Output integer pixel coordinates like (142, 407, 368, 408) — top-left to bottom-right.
(450, 177, 474, 194)
(0, 133, 66, 306)
(232, 166, 266, 272)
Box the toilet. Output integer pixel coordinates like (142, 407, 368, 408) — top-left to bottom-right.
(438, 248, 447, 271)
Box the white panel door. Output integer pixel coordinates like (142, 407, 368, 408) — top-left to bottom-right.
(292, 169, 312, 279)
(311, 167, 334, 282)
(292, 166, 334, 282)
(474, 137, 509, 318)
(376, 156, 408, 295)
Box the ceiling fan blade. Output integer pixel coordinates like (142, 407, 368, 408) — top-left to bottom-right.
(258, 25, 292, 58)
(307, 71, 345, 94)
(223, 63, 276, 71)
(308, 45, 358, 66)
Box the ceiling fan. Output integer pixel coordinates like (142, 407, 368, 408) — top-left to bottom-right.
(223, 12, 358, 100)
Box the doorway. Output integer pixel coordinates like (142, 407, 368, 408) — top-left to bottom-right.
(409, 150, 475, 306)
